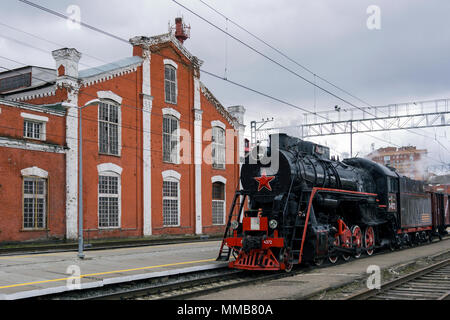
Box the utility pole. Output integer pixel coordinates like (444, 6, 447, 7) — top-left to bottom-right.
(350, 120, 353, 158)
(77, 100, 99, 259)
(78, 106, 84, 259)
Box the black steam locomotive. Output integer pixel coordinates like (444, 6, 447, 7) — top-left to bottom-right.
(217, 134, 449, 271)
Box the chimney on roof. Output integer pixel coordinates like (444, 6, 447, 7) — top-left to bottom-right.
(52, 48, 81, 79)
(172, 17, 190, 44)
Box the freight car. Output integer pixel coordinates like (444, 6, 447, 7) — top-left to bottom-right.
(217, 133, 449, 271)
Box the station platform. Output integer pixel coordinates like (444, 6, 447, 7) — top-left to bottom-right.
(0, 240, 225, 300)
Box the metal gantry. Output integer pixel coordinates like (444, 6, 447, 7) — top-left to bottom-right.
(250, 118, 274, 147)
(252, 98, 450, 158)
(300, 98, 450, 138)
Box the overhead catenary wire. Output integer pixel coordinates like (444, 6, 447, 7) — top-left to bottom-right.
(0, 60, 243, 154)
(9, 0, 449, 165)
(197, 0, 374, 109)
(195, 0, 449, 150)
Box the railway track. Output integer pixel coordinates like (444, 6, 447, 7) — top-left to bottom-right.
(34, 236, 448, 300)
(38, 266, 306, 300)
(347, 258, 450, 300)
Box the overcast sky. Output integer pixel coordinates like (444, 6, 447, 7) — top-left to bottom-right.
(1, 0, 449, 171)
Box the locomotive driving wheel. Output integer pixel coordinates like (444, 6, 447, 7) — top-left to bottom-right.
(351, 225, 363, 258)
(364, 226, 375, 256)
(328, 235, 340, 264)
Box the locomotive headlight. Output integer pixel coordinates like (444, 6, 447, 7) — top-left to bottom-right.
(231, 220, 239, 230)
(269, 219, 278, 229)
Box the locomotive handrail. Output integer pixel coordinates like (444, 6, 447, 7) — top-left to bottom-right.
(281, 178, 296, 218)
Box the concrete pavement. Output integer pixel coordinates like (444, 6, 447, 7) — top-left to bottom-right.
(0, 240, 225, 300)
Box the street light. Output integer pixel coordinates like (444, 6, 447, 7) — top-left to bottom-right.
(78, 99, 101, 259)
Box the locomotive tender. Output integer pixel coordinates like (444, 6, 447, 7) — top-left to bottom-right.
(218, 133, 449, 271)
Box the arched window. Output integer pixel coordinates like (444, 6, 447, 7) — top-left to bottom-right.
(162, 170, 181, 227)
(212, 182, 225, 225)
(98, 163, 122, 228)
(163, 114, 179, 163)
(212, 126, 225, 169)
(99, 101, 120, 156)
(21, 167, 48, 230)
(164, 65, 177, 104)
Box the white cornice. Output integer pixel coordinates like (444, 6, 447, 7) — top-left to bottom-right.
(81, 64, 140, 88)
(7, 86, 57, 103)
(199, 82, 237, 129)
(0, 137, 66, 154)
(130, 33, 204, 69)
(0, 98, 65, 116)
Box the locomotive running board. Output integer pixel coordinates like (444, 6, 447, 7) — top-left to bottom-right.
(297, 187, 378, 265)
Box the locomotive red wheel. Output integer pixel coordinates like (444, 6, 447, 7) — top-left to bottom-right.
(364, 226, 375, 256)
(329, 235, 340, 264)
(351, 225, 363, 259)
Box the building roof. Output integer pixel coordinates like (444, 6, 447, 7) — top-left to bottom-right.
(79, 56, 143, 79)
(129, 33, 204, 69)
(0, 97, 66, 115)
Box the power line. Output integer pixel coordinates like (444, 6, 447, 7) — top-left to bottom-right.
(197, 0, 374, 109)
(11, 0, 449, 165)
(171, 0, 380, 118)
(195, 0, 449, 149)
(0, 59, 241, 154)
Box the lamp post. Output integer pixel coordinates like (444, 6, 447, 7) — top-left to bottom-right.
(78, 104, 85, 259)
(78, 100, 99, 259)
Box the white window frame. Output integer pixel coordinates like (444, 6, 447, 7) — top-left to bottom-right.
(162, 110, 180, 164)
(98, 100, 122, 157)
(164, 63, 177, 105)
(97, 163, 122, 229)
(212, 179, 226, 226)
(21, 113, 48, 141)
(162, 170, 181, 227)
(21, 167, 49, 230)
(212, 125, 226, 170)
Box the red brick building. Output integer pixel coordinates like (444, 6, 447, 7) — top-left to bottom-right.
(0, 19, 245, 243)
(366, 146, 428, 180)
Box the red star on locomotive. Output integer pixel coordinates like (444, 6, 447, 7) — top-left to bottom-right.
(254, 171, 275, 191)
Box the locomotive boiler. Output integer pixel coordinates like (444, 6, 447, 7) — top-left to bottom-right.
(217, 133, 448, 271)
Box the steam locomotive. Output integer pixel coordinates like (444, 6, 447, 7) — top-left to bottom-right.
(217, 134, 449, 271)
